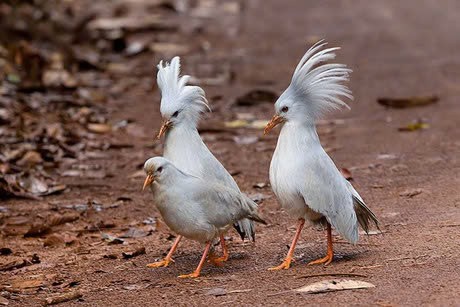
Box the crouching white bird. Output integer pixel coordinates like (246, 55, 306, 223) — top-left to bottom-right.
(142, 157, 266, 278)
(264, 41, 380, 270)
(147, 57, 256, 269)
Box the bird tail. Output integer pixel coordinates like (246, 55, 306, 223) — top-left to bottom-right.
(353, 195, 380, 234)
(234, 195, 267, 242)
(282, 40, 353, 122)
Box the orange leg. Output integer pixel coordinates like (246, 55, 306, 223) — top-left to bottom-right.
(269, 218, 305, 270)
(178, 242, 212, 278)
(209, 234, 229, 266)
(147, 235, 182, 268)
(308, 222, 334, 265)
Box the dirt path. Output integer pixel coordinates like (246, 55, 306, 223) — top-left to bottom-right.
(1, 1, 459, 306)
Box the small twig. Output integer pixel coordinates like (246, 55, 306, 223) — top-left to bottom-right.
(267, 290, 293, 297)
(438, 224, 460, 228)
(385, 254, 429, 262)
(296, 273, 368, 279)
(334, 241, 381, 247)
(228, 289, 253, 294)
(353, 264, 384, 270)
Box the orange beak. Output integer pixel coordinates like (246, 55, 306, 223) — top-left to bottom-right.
(142, 174, 154, 191)
(156, 120, 172, 139)
(264, 115, 285, 135)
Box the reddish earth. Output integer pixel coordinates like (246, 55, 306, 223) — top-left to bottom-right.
(1, 1, 459, 306)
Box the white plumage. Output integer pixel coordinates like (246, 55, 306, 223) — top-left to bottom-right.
(156, 57, 255, 241)
(142, 157, 265, 278)
(265, 41, 379, 269)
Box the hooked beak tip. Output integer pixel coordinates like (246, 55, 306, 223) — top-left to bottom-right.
(156, 120, 171, 140)
(142, 174, 154, 191)
(264, 115, 284, 135)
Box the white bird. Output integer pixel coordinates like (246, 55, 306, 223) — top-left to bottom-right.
(264, 41, 380, 270)
(147, 57, 255, 269)
(142, 157, 266, 278)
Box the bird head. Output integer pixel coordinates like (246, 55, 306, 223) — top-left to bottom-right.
(263, 91, 296, 135)
(142, 157, 173, 190)
(156, 57, 210, 139)
(264, 40, 352, 135)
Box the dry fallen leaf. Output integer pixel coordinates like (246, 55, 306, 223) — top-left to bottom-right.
(295, 279, 375, 294)
(377, 95, 438, 109)
(44, 291, 82, 305)
(224, 119, 268, 129)
(11, 278, 45, 290)
(122, 247, 146, 259)
(87, 123, 112, 134)
(101, 233, 124, 244)
(399, 188, 423, 198)
(398, 121, 429, 132)
(206, 288, 227, 296)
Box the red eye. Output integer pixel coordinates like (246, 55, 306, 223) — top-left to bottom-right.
(281, 106, 289, 113)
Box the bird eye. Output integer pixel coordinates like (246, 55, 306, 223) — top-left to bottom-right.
(281, 106, 289, 113)
(172, 111, 179, 118)
(157, 166, 163, 173)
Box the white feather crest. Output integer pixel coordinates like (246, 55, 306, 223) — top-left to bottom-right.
(157, 57, 210, 120)
(286, 40, 353, 120)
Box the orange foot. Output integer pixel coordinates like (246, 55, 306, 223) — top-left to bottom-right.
(178, 271, 200, 279)
(208, 251, 228, 267)
(268, 258, 293, 271)
(146, 258, 174, 268)
(308, 254, 333, 266)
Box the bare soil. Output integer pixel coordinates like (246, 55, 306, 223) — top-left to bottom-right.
(1, 1, 459, 306)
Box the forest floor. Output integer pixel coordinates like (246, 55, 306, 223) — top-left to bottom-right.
(1, 1, 459, 306)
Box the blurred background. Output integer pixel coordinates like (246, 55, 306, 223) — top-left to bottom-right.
(1, 1, 459, 306)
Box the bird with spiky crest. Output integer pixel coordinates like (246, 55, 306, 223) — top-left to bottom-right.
(264, 41, 380, 270)
(146, 57, 257, 269)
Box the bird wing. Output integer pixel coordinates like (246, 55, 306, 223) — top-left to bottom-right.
(192, 182, 264, 229)
(298, 149, 359, 243)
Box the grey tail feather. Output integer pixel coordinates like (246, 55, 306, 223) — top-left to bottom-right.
(353, 195, 380, 233)
(232, 223, 246, 241)
(249, 214, 267, 226)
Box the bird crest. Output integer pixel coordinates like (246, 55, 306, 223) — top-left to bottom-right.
(156, 57, 210, 124)
(277, 40, 353, 123)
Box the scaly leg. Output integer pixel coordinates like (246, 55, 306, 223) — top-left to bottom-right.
(147, 235, 182, 268)
(209, 234, 229, 266)
(308, 222, 333, 265)
(268, 218, 305, 270)
(178, 242, 212, 278)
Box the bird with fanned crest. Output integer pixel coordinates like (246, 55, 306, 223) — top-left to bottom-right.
(264, 41, 380, 270)
(146, 57, 257, 269)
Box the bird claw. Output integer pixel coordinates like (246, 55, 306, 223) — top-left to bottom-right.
(178, 272, 200, 279)
(208, 254, 228, 267)
(307, 254, 333, 266)
(268, 259, 292, 271)
(146, 258, 174, 268)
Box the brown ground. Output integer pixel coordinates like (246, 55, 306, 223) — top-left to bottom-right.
(1, 1, 460, 306)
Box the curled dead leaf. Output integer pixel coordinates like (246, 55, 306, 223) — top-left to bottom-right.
(377, 95, 438, 108)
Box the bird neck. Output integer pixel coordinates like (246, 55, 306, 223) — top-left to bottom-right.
(279, 121, 320, 146)
(164, 123, 204, 149)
